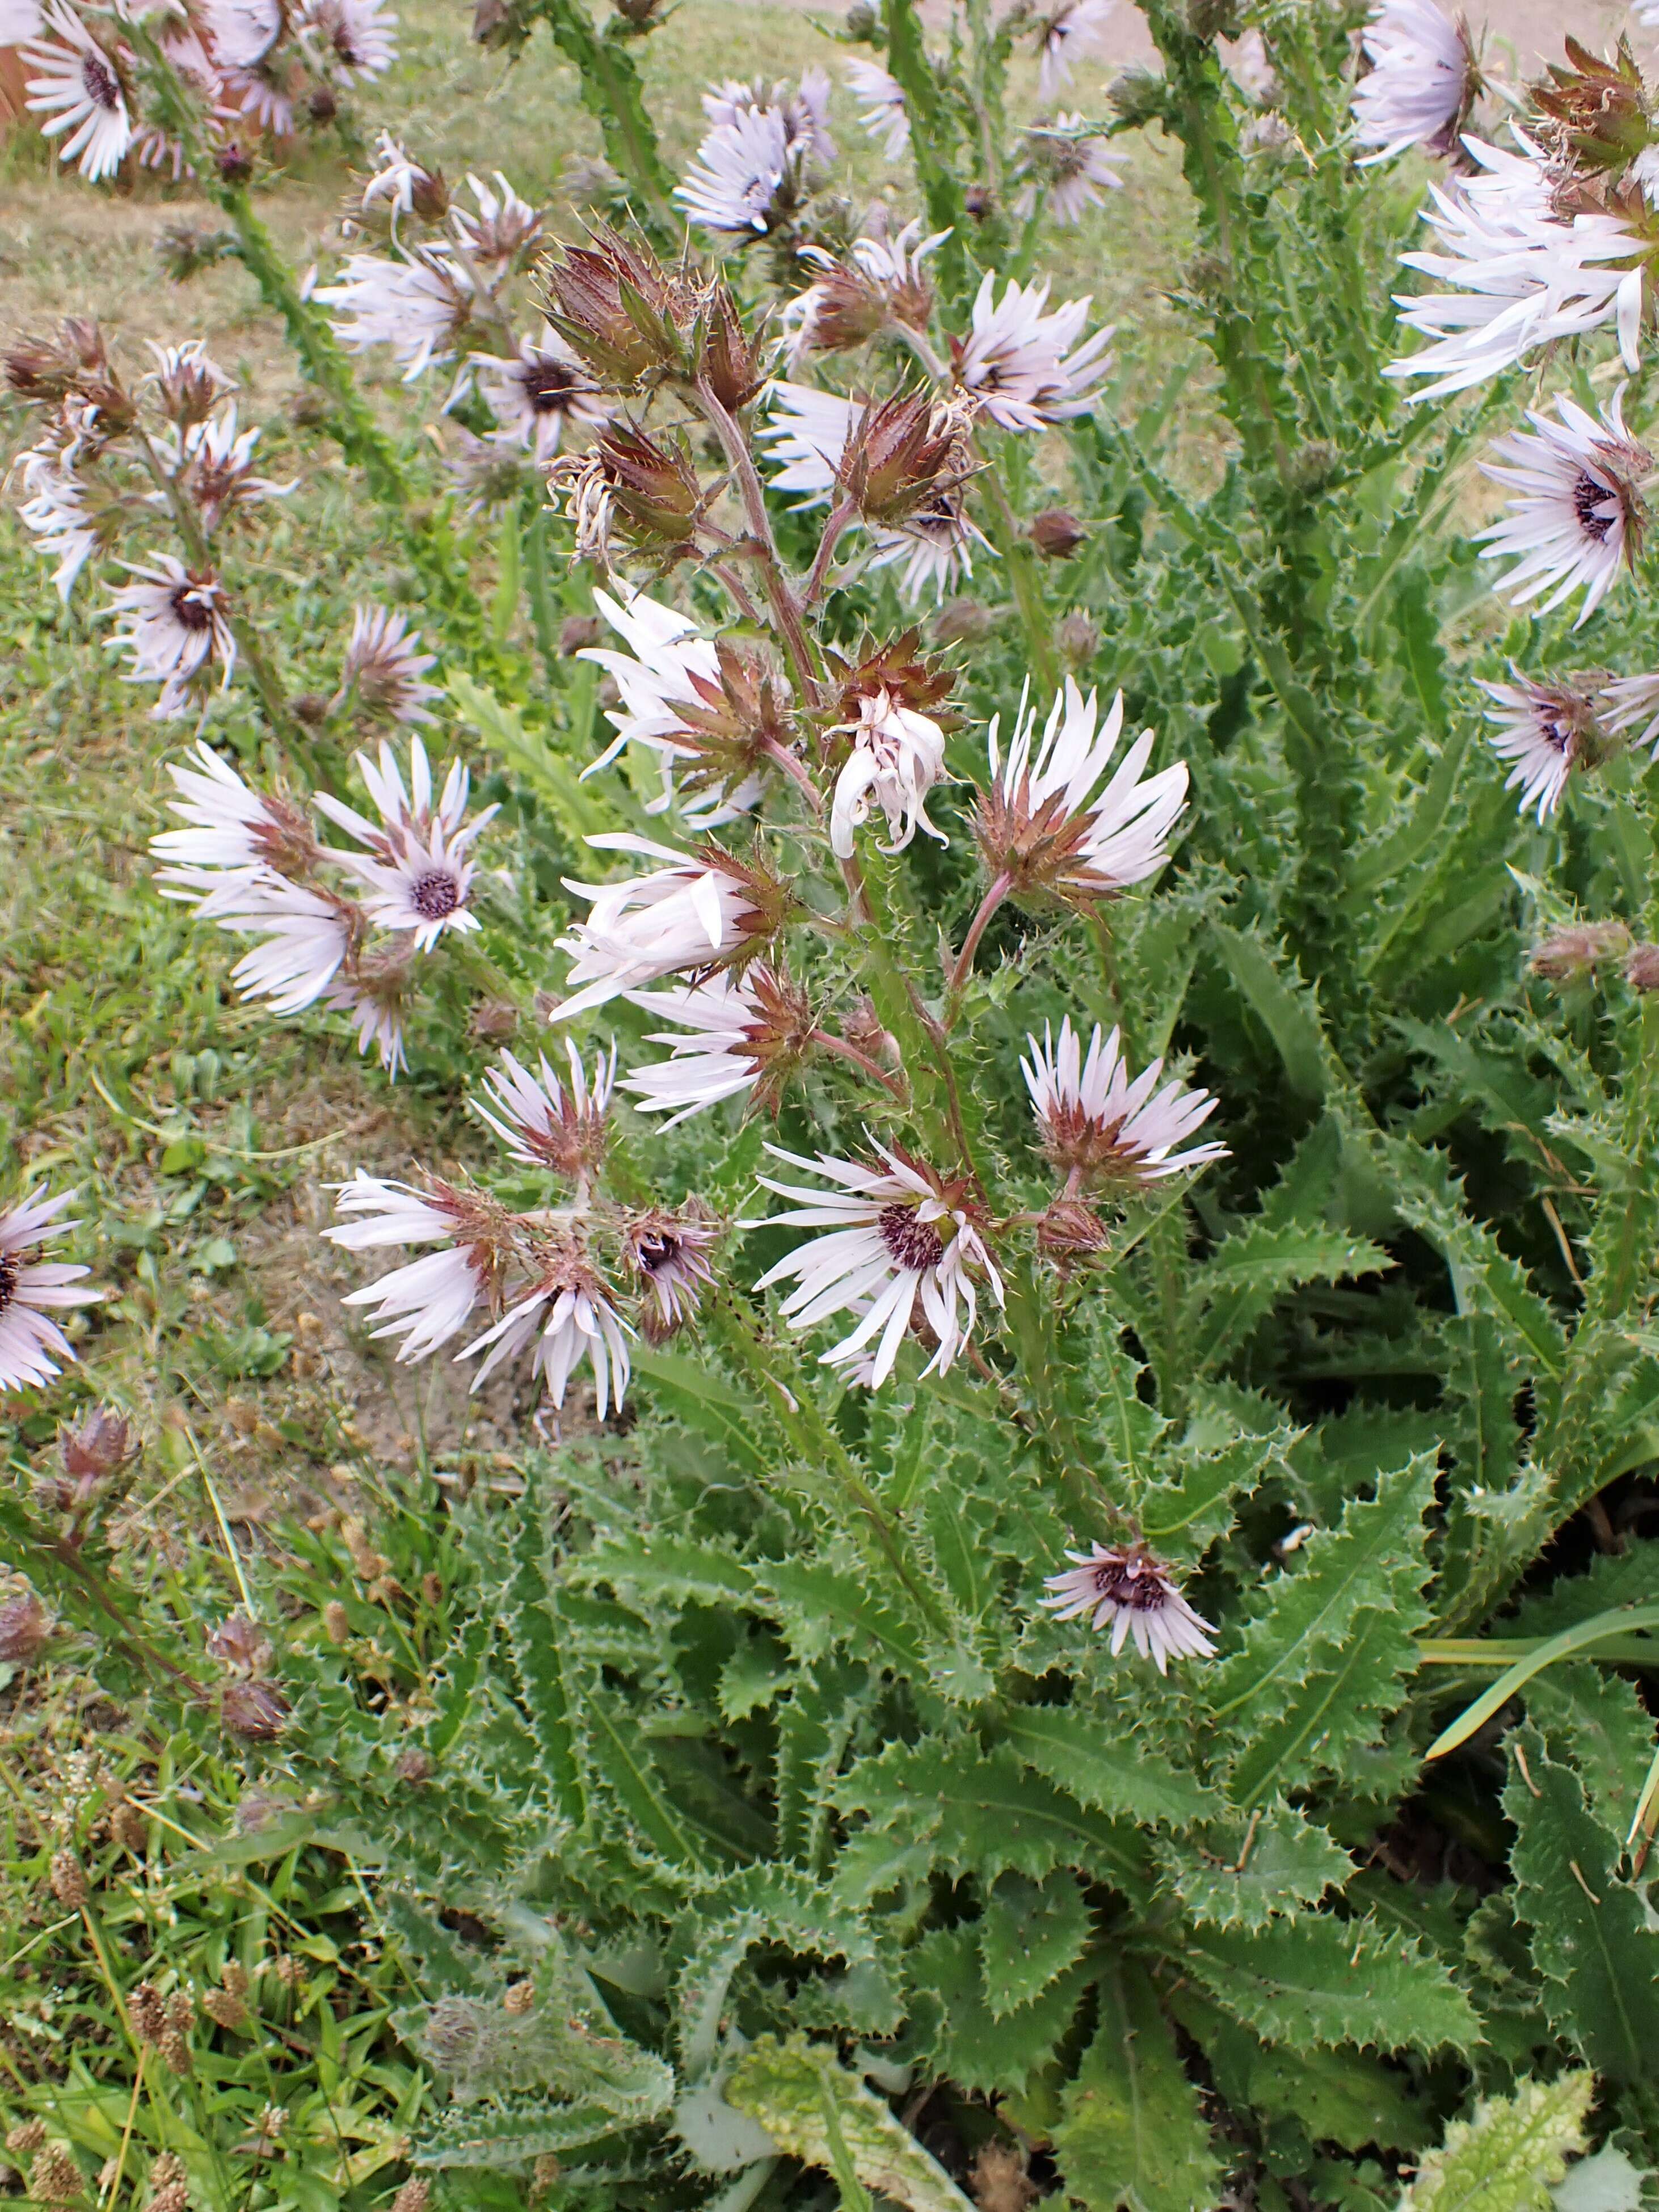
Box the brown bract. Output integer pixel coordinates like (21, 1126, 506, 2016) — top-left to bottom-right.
(694, 283, 767, 412)
(974, 766, 1112, 915)
(674, 640, 799, 798)
(827, 627, 959, 728)
(837, 390, 971, 526)
(1527, 919, 1632, 980)
(542, 225, 691, 387)
(1531, 36, 1650, 179)
(592, 422, 704, 550)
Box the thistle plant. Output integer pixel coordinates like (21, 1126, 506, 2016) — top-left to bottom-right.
(14, 0, 1659, 2206)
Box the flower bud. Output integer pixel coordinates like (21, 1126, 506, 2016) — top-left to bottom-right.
(220, 1680, 290, 1741)
(1626, 943, 1659, 991)
(542, 227, 687, 386)
(931, 596, 995, 645)
(591, 423, 702, 550)
(694, 284, 767, 414)
(0, 1591, 50, 1663)
(216, 141, 255, 186)
(843, 0, 877, 33)
(559, 613, 604, 654)
(838, 389, 965, 526)
(1108, 65, 1167, 127)
(1185, 0, 1238, 37)
(1529, 921, 1632, 980)
(1037, 1197, 1111, 1264)
(207, 1611, 274, 1678)
(963, 183, 995, 222)
(1056, 609, 1100, 667)
(155, 224, 236, 284)
(1531, 39, 1648, 175)
(471, 0, 513, 43)
(1287, 439, 1340, 500)
(62, 1408, 137, 1483)
(1029, 507, 1086, 559)
(306, 83, 338, 123)
(612, 0, 667, 27)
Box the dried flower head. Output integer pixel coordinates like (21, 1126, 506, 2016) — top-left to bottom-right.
(49, 1849, 89, 1911)
(780, 220, 944, 362)
(1527, 920, 1632, 980)
(220, 1678, 290, 1741)
(206, 1610, 274, 1678)
(5, 317, 110, 404)
(542, 225, 688, 386)
(0, 1590, 51, 1663)
(1041, 1540, 1216, 1670)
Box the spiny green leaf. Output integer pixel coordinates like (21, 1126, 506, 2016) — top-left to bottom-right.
(906, 1927, 1091, 2096)
(1170, 1911, 1481, 2055)
(414, 2092, 625, 2169)
(1399, 2073, 1595, 2212)
(979, 1871, 1094, 2017)
(1170, 1987, 1431, 2157)
(1151, 1801, 1354, 1932)
(726, 2034, 974, 2212)
(1001, 1701, 1223, 1834)
(672, 1866, 885, 2079)
(1050, 1966, 1221, 2212)
(1181, 1223, 1390, 1376)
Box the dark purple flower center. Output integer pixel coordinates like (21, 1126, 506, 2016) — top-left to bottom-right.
(633, 1228, 680, 1276)
(524, 359, 583, 413)
(170, 583, 216, 632)
(82, 53, 120, 111)
(1088, 1553, 1168, 1612)
(878, 1202, 945, 1272)
(411, 870, 460, 921)
(1538, 710, 1574, 757)
(1573, 471, 1616, 542)
(0, 1252, 16, 1314)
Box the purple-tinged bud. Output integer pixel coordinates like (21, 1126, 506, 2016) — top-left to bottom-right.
(963, 183, 995, 222)
(1626, 943, 1659, 992)
(1056, 609, 1100, 668)
(0, 1592, 50, 1663)
(61, 1408, 137, 1482)
(220, 1680, 290, 1741)
(306, 83, 338, 123)
(216, 141, 255, 185)
(1529, 921, 1632, 980)
(694, 284, 767, 414)
(931, 596, 995, 645)
(207, 1611, 274, 1678)
(1030, 507, 1086, 560)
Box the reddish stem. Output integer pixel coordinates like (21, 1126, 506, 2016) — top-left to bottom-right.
(946, 871, 1013, 1002)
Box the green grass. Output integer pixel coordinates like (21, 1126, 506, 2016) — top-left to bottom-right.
(0, 9, 1205, 2199)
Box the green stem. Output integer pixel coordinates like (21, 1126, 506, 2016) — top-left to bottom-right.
(533, 0, 677, 243)
(973, 456, 1056, 692)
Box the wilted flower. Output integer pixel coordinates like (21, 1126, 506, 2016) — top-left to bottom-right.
(1527, 920, 1632, 980)
(474, 325, 608, 462)
(830, 688, 948, 859)
(750, 1143, 1003, 1385)
(1033, 0, 1114, 103)
(622, 965, 814, 1124)
(781, 220, 944, 363)
(460, 1232, 633, 1415)
(23, 0, 133, 182)
(976, 680, 1189, 913)
(106, 554, 237, 709)
(549, 834, 788, 1018)
(143, 340, 233, 428)
(361, 129, 450, 220)
(313, 736, 497, 951)
(1022, 1018, 1226, 1186)
(1041, 1540, 1216, 1671)
(450, 169, 544, 267)
(1013, 116, 1126, 226)
(164, 406, 295, 533)
(326, 951, 415, 1077)
(1480, 669, 1608, 820)
(296, 0, 397, 82)
(329, 1174, 515, 1362)
(334, 605, 441, 726)
(1475, 388, 1649, 627)
(1599, 668, 1659, 751)
(471, 1043, 615, 1182)
(0, 1187, 101, 1395)
(843, 56, 909, 157)
(1352, 0, 1480, 165)
(954, 273, 1114, 433)
(620, 1208, 718, 1341)
(579, 586, 767, 820)
(221, 1679, 290, 1739)
(1386, 129, 1646, 401)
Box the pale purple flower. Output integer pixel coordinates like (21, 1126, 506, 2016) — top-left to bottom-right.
(675, 104, 807, 237)
(23, 0, 133, 182)
(1387, 130, 1645, 401)
(830, 688, 948, 859)
(957, 273, 1114, 433)
(1476, 388, 1649, 627)
(200, 0, 281, 70)
(360, 130, 440, 218)
(325, 963, 411, 1078)
(576, 588, 761, 823)
(780, 219, 945, 363)
(474, 325, 608, 463)
(622, 1210, 718, 1342)
(701, 68, 834, 165)
(313, 736, 496, 952)
(314, 248, 474, 382)
(449, 170, 544, 267)
(843, 57, 908, 158)
(145, 341, 234, 424)
(150, 739, 314, 877)
(621, 971, 772, 1126)
(159, 869, 354, 1010)
(1022, 1018, 1226, 1185)
(0, 1187, 101, 1395)
(472, 1042, 615, 1181)
(548, 835, 772, 1020)
(461, 1244, 632, 1415)
(1480, 670, 1601, 820)
(1353, 0, 1477, 166)
(220, 61, 294, 134)
(296, 0, 396, 82)
(329, 1174, 498, 1362)
(13, 452, 107, 600)
(1013, 115, 1127, 226)
(1041, 1541, 1216, 1671)
(1599, 669, 1659, 752)
(335, 604, 441, 726)
(106, 554, 236, 702)
(1034, 0, 1113, 104)
(750, 1144, 1003, 1387)
(161, 405, 295, 533)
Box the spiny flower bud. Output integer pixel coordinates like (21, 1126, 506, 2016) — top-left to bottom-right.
(612, 0, 668, 30)
(1626, 943, 1659, 991)
(932, 596, 995, 645)
(60, 1407, 139, 1486)
(220, 1679, 290, 1741)
(1036, 1196, 1111, 1264)
(1056, 609, 1100, 667)
(838, 389, 967, 526)
(843, 0, 877, 35)
(306, 83, 338, 124)
(693, 284, 767, 413)
(1029, 507, 1086, 559)
(394, 1746, 432, 1784)
(5, 319, 107, 403)
(1184, 0, 1238, 37)
(1531, 36, 1649, 176)
(0, 1590, 50, 1663)
(542, 226, 687, 386)
(588, 423, 704, 552)
(49, 1851, 89, 1910)
(216, 141, 255, 186)
(206, 1612, 273, 1679)
(1108, 65, 1167, 127)
(155, 224, 237, 284)
(1529, 920, 1632, 980)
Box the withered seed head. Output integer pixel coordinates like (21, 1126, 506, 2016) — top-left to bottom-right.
(1030, 507, 1087, 560)
(693, 283, 767, 412)
(0, 1590, 50, 1663)
(220, 1679, 290, 1742)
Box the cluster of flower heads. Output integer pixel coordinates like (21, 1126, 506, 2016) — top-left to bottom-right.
(149, 730, 493, 1074)
(1354, 1, 1659, 823)
(5, 326, 295, 715)
(9, 0, 396, 183)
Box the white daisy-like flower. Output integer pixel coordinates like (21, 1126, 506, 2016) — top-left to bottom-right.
(843, 57, 909, 158)
(1479, 670, 1602, 820)
(13, 452, 108, 600)
(200, 0, 281, 70)
(474, 325, 608, 464)
(622, 966, 806, 1126)
(159, 866, 355, 1009)
(0, 0, 45, 39)
(751, 1143, 1003, 1387)
(1475, 388, 1649, 627)
(1599, 668, 1659, 751)
(23, 0, 133, 182)
(0, 1187, 102, 1396)
(151, 739, 316, 878)
(548, 834, 776, 1020)
(106, 554, 236, 698)
(361, 129, 440, 217)
(1034, 0, 1113, 104)
(1022, 1018, 1226, 1185)
(702, 69, 835, 166)
(780, 220, 945, 363)
(449, 170, 544, 266)
(335, 604, 441, 726)
(870, 498, 989, 605)
(1352, 0, 1478, 166)
(676, 103, 815, 237)
(313, 736, 496, 952)
(830, 688, 948, 859)
(328, 1174, 503, 1363)
(325, 962, 411, 1078)
(1041, 1541, 1216, 1672)
(1387, 129, 1645, 401)
(955, 273, 1114, 433)
(314, 248, 474, 382)
(220, 62, 294, 134)
(461, 1240, 633, 1416)
(472, 1042, 615, 1180)
(162, 406, 294, 534)
(296, 0, 396, 81)
(979, 680, 1189, 908)
(1013, 115, 1127, 227)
